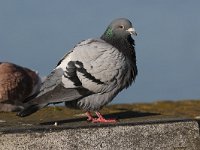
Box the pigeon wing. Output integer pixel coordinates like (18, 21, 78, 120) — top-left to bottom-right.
(57, 38, 128, 94)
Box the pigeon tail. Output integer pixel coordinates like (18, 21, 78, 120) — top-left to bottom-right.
(17, 86, 93, 117)
(17, 103, 46, 117)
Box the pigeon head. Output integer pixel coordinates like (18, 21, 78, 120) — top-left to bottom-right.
(101, 18, 137, 40)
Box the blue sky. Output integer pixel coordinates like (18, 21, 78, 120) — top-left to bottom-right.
(0, 0, 200, 103)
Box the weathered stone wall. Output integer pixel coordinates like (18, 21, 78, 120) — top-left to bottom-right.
(1, 119, 199, 150)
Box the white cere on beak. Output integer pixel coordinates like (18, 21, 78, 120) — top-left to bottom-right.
(126, 28, 137, 36)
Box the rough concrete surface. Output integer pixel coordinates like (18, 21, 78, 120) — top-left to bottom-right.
(1, 102, 200, 150)
(0, 117, 200, 150)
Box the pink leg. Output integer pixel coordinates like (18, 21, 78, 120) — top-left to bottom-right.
(93, 112, 117, 123)
(86, 111, 95, 121)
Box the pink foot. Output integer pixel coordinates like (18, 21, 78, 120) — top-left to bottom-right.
(91, 117, 117, 123)
(86, 112, 94, 121)
(86, 111, 117, 123)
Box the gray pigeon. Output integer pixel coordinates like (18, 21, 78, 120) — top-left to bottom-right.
(0, 62, 41, 112)
(18, 18, 138, 123)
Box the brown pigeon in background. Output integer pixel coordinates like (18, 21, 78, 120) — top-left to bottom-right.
(0, 62, 41, 112)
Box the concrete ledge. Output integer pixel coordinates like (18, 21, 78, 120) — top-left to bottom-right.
(0, 116, 200, 150)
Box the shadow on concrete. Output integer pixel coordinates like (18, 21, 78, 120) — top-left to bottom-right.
(40, 110, 159, 125)
(195, 119, 200, 133)
(104, 110, 159, 120)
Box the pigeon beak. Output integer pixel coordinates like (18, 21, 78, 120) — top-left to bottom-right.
(126, 28, 137, 36)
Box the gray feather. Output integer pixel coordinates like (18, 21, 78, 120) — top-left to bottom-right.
(37, 68, 63, 97)
(32, 85, 93, 105)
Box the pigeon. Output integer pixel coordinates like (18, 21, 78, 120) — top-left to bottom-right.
(0, 62, 41, 112)
(17, 18, 138, 123)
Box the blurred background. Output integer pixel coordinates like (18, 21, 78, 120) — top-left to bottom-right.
(0, 0, 200, 103)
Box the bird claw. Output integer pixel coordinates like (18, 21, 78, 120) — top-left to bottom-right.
(91, 118, 117, 123)
(86, 111, 117, 123)
(87, 117, 93, 122)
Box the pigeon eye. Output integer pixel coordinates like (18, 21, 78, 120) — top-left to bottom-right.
(119, 25, 124, 29)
